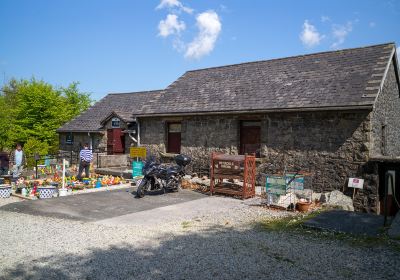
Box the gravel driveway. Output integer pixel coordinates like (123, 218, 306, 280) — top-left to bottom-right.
(0, 195, 399, 280)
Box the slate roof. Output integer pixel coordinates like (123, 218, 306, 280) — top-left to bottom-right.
(57, 90, 163, 132)
(137, 43, 398, 116)
(100, 110, 135, 125)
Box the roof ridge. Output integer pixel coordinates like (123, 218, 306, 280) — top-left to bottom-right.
(107, 89, 164, 95)
(185, 42, 395, 74)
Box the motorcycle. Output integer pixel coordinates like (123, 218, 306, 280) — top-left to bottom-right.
(135, 154, 191, 198)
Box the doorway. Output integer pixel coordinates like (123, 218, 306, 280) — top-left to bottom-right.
(167, 123, 181, 154)
(378, 163, 400, 216)
(240, 120, 261, 156)
(107, 128, 125, 155)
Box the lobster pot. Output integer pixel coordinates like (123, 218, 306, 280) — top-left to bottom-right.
(38, 187, 56, 199)
(0, 185, 11, 198)
(132, 161, 143, 177)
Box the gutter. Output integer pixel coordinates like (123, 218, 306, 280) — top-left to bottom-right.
(134, 104, 374, 118)
(56, 130, 104, 133)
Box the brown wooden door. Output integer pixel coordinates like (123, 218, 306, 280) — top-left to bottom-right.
(107, 128, 124, 154)
(107, 129, 114, 155)
(167, 123, 181, 154)
(240, 121, 261, 156)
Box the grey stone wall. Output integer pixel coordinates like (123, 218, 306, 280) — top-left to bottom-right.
(59, 132, 106, 152)
(97, 154, 129, 168)
(139, 111, 377, 211)
(182, 116, 239, 168)
(370, 61, 400, 157)
(257, 111, 377, 213)
(140, 118, 166, 157)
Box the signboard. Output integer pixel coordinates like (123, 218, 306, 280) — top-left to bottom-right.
(266, 174, 305, 195)
(111, 117, 120, 128)
(348, 178, 364, 189)
(286, 174, 304, 191)
(130, 147, 147, 159)
(66, 133, 74, 145)
(266, 176, 287, 195)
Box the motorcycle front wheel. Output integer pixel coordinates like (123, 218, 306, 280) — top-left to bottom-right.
(136, 179, 149, 198)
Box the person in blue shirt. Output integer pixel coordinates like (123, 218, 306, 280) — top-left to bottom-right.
(77, 143, 93, 180)
(9, 143, 26, 178)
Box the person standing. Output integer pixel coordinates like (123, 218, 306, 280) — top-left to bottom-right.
(77, 143, 93, 180)
(9, 143, 26, 178)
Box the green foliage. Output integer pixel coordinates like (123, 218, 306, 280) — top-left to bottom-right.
(0, 78, 92, 153)
(23, 138, 50, 167)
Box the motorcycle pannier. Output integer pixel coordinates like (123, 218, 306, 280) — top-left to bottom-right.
(174, 154, 191, 166)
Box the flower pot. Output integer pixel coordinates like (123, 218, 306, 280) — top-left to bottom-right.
(0, 184, 11, 198)
(38, 186, 56, 199)
(296, 201, 312, 212)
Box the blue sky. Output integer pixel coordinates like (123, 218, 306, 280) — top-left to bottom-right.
(1, 0, 399, 100)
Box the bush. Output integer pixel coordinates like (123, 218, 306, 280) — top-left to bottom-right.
(23, 138, 49, 167)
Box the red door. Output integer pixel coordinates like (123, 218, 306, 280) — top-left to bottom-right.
(107, 128, 124, 155)
(240, 121, 261, 156)
(167, 123, 181, 154)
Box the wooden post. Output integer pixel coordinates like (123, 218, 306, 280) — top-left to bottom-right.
(62, 159, 66, 190)
(210, 152, 214, 195)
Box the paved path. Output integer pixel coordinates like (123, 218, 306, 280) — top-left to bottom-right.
(304, 210, 385, 237)
(0, 188, 205, 222)
(388, 211, 400, 238)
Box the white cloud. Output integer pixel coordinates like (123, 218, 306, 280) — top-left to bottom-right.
(300, 20, 324, 48)
(331, 22, 353, 48)
(158, 14, 186, 37)
(369, 22, 376, 28)
(156, 0, 193, 14)
(185, 10, 222, 59)
(321, 16, 330, 23)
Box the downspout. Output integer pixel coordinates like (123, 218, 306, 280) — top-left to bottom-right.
(137, 119, 141, 147)
(88, 132, 93, 150)
(128, 119, 140, 146)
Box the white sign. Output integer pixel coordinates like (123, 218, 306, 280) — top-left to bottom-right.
(348, 178, 364, 189)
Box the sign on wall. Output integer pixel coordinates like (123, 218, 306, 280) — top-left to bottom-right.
(130, 147, 147, 159)
(348, 178, 364, 189)
(111, 117, 121, 128)
(66, 133, 74, 145)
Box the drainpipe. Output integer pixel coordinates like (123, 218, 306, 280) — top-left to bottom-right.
(88, 132, 93, 150)
(137, 119, 141, 147)
(129, 133, 137, 144)
(128, 119, 140, 146)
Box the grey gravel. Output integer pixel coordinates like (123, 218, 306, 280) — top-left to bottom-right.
(0, 196, 23, 207)
(0, 198, 399, 280)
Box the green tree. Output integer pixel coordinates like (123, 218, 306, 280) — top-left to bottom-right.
(0, 78, 92, 154)
(23, 138, 50, 167)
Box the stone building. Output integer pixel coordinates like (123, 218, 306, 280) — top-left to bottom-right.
(57, 90, 163, 166)
(58, 43, 400, 213)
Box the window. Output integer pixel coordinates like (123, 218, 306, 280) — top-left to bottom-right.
(167, 123, 181, 154)
(111, 117, 120, 128)
(381, 125, 387, 155)
(240, 120, 261, 156)
(66, 133, 74, 145)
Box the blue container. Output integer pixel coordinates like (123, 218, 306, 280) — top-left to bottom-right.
(132, 161, 144, 178)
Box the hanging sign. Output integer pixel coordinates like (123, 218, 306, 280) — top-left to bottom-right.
(348, 178, 364, 189)
(130, 147, 147, 158)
